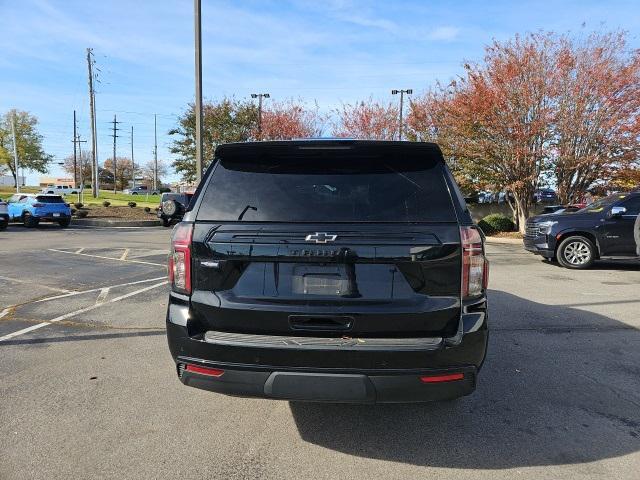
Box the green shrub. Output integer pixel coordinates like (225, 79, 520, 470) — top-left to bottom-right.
(74, 202, 84, 209)
(76, 210, 89, 218)
(127, 201, 137, 208)
(478, 214, 515, 235)
(102, 200, 111, 207)
(144, 207, 151, 213)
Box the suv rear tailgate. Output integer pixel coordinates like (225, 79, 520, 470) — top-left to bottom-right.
(190, 222, 461, 337)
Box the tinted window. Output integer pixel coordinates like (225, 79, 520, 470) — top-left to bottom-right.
(36, 195, 65, 203)
(197, 147, 456, 223)
(620, 196, 640, 216)
(580, 194, 629, 213)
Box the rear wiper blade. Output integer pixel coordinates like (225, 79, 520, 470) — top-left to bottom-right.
(237, 205, 258, 221)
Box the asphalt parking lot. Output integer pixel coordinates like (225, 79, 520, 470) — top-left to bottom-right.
(1, 225, 639, 480)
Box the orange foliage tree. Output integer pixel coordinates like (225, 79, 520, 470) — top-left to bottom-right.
(553, 32, 640, 203)
(409, 33, 560, 231)
(333, 99, 398, 140)
(408, 31, 640, 231)
(259, 100, 324, 140)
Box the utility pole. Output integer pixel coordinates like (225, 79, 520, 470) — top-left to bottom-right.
(10, 112, 19, 193)
(87, 48, 99, 198)
(250, 93, 270, 139)
(73, 132, 87, 203)
(130, 125, 135, 189)
(111, 115, 120, 193)
(194, 0, 204, 183)
(391, 89, 412, 141)
(153, 114, 158, 191)
(72, 110, 78, 187)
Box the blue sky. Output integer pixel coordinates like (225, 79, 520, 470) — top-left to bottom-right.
(1, 0, 639, 184)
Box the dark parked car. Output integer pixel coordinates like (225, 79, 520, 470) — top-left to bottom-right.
(533, 188, 558, 204)
(158, 192, 193, 227)
(524, 192, 640, 269)
(166, 140, 489, 404)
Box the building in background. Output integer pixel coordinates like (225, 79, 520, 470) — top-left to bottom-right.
(38, 176, 74, 187)
(0, 175, 25, 187)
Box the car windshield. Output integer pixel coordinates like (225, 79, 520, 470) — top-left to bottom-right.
(197, 148, 456, 223)
(36, 195, 65, 203)
(577, 193, 628, 213)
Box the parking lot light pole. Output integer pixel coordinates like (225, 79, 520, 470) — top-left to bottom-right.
(194, 0, 204, 183)
(250, 93, 270, 140)
(10, 111, 20, 193)
(391, 89, 412, 141)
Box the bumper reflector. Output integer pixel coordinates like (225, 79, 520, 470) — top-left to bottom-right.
(420, 373, 464, 383)
(185, 364, 225, 377)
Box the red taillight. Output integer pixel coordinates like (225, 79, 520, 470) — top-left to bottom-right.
(169, 222, 193, 294)
(185, 364, 224, 377)
(460, 226, 488, 299)
(420, 373, 464, 383)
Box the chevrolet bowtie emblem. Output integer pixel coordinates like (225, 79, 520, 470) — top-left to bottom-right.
(305, 232, 338, 244)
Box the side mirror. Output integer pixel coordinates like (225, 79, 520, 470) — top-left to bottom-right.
(610, 206, 627, 217)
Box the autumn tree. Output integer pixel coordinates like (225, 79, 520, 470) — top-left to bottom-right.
(103, 157, 135, 191)
(409, 34, 562, 232)
(552, 32, 640, 203)
(140, 160, 168, 186)
(259, 100, 324, 140)
(62, 150, 92, 186)
(333, 99, 398, 140)
(0, 110, 52, 186)
(169, 99, 258, 182)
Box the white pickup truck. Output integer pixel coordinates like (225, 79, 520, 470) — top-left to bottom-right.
(41, 185, 80, 195)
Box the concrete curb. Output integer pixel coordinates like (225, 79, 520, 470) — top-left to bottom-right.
(73, 218, 162, 228)
(485, 236, 524, 245)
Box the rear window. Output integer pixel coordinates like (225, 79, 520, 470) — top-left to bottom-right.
(197, 146, 457, 223)
(36, 195, 65, 203)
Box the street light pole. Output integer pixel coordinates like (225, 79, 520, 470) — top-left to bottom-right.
(194, 0, 204, 183)
(391, 89, 412, 141)
(251, 93, 270, 139)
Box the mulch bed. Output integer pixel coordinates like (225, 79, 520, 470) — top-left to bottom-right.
(75, 206, 158, 220)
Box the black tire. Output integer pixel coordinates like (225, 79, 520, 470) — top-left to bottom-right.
(58, 218, 71, 228)
(557, 236, 595, 269)
(0, 220, 7, 231)
(23, 213, 39, 228)
(161, 217, 171, 227)
(132, 192, 138, 195)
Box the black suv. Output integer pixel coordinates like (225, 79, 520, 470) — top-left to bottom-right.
(166, 140, 489, 403)
(524, 192, 640, 269)
(158, 192, 193, 227)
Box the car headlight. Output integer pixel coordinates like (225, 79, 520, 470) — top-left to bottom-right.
(537, 221, 557, 235)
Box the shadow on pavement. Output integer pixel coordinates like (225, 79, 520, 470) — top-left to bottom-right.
(290, 289, 640, 469)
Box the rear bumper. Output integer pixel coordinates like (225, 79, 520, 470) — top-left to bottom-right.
(34, 213, 71, 221)
(166, 297, 488, 403)
(177, 363, 477, 403)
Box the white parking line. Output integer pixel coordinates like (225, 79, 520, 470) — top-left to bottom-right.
(120, 248, 130, 260)
(0, 275, 73, 294)
(49, 248, 164, 267)
(0, 281, 168, 343)
(34, 276, 167, 303)
(75, 248, 84, 254)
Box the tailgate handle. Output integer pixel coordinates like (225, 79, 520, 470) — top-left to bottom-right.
(289, 315, 353, 331)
